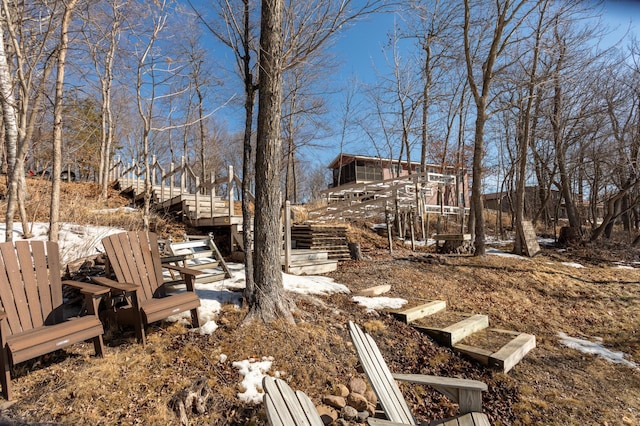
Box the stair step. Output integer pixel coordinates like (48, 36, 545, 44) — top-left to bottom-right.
(285, 259, 338, 275)
(393, 300, 447, 323)
(413, 313, 489, 346)
(282, 249, 329, 262)
(453, 329, 536, 373)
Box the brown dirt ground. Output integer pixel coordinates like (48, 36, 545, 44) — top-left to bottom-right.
(0, 181, 638, 425)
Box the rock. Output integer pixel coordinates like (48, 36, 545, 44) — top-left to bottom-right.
(336, 419, 350, 426)
(322, 395, 346, 409)
(348, 377, 367, 395)
(347, 392, 369, 411)
(364, 389, 377, 405)
(355, 285, 391, 297)
(341, 405, 358, 421)
(335, 383, 350, 397)
(316, 405, 338, 425)
(357, 410, 370, 422)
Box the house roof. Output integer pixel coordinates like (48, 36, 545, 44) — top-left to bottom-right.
(327, 153, 461, 170)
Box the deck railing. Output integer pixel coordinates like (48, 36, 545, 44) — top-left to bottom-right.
(109, 156, 249, 223)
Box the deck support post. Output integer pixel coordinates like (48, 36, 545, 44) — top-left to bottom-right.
(283, 200, 291, 273)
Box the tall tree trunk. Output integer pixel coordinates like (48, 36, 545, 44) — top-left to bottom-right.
(241, 0, 256, 308)
(245, 0, 293, 323)
(471, 106, 486, 254)
(514, 2, 546, 255)
(0, 21, 19, 242)
(49, 0, 78, 242)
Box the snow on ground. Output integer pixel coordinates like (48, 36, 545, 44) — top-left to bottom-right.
(232, 356, 275, 403)
(557, 332, 639, 370)
(486, 248, 530, 260)
(560, 262, 585, 268)
(352, 296, 408, 312)
(0, 222, 123, 265)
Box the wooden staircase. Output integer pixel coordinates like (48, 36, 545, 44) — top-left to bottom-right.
(291, 224, 351, 261)
(393, 301, 535, 373)
(113, 159, 341, 277)
(283, 249, 338, 275)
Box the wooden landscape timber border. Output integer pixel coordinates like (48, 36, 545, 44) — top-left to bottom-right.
(393, 301, 536, 374)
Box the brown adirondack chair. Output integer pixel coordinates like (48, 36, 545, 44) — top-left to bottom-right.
(94, 231, 201, 344)
(0, 240, 108, 400)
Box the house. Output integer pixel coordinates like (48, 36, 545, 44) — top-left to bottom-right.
(320, 153, 470, 217)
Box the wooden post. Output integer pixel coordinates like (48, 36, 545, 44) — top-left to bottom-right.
(180, 156, 186, 194)
(228, 165, 234, 218)
(283, 201, 291, 273)
(151, 155, 156, 186)
(395, 189, 402, 237)
(194, 176, 200, 221)
(410, 210, 416, 251)
(170, 161, 175, 200)
(386, 202, 393, 254)
(209, 171, 215, 220)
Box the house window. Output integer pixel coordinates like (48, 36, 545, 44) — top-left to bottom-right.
(355, 161, 382, 182)
(333, 162, 356, 186)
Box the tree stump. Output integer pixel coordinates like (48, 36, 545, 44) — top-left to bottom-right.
(558, 226, 581, 246)
(168, 377, 212, 426)
(348, 242, 363, 261)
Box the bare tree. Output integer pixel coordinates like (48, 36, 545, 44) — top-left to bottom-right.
(463, 0, 534, 255)
(82, 0, 124, 200)
(2, 0, 59, 241)
(132, 0, 170, 231)
(245, 0, 293, 322)
(49, 0, 80, 242)
(511, 0, 549, 254)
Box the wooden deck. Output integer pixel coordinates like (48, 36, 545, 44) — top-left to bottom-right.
(111, 158, 342, 276)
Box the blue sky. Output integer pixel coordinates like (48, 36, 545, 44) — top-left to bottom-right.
(309, 1, 640, 167)
(204, 2, 640, 170)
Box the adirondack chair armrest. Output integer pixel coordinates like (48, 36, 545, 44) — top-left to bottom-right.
(91, 276, 140, 293)
(392, 373, 486, 414)
(163, 264, 203, 278)
(62, 280, 111, 296)
(391, 373, 487, 392)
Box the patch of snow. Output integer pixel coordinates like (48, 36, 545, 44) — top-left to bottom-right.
(561, 262, 585, 269)
(538, 238, 557, 247)
(486, 248, 530, 260)
(232, 356, 274, 403)
(557, 332, 638, 370)
(403, 239, 436, 247)
(352, 296, 407, 312)
(0, 222, 123, 265)
(91, 207, 138, 214)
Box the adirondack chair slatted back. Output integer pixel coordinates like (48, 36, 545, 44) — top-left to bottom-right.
(263, 376, 324, 426)
(0, 241, 63, 335)
(102, 231, 164, 301)
(348, 321, 416, 425)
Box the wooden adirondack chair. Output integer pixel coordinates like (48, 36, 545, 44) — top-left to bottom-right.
(94, 231, 201, 344)
(263, 376, 324, 426)
(348, 322, 491, 426)
(0, 240, 108, 400)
